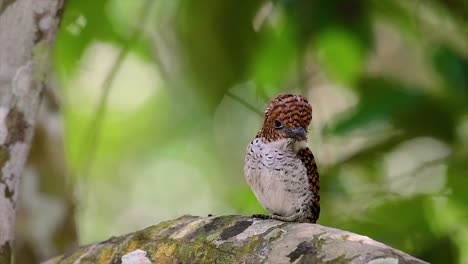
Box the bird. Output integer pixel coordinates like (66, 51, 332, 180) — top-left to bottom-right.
(244, 93, 320, 223)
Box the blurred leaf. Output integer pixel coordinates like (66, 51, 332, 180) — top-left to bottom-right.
(329, 77, 456, 142)
(434, 0, 468, 25)
(174, 0, 263, 112)
(344, 196, 435, 255)
(275, 0, 372, 86)
(279, 0, 372, 45)
(56, 0, 122, 75)
(329, 77, 424, 134)
(419, 235, 459, 264)
(446, 161, 468, 206)
(315, 29, 366, 85)
(335, 134, 408, 166)
(433, 45, 468, 113)
(251, 19, 298, 97)
(55, 0, 152, 81)
(393, 96, 456, 142)
(371, 0, 414, 34)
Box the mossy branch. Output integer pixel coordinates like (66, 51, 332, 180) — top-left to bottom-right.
(43, 215, 427, 264)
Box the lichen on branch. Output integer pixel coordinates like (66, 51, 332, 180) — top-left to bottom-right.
(43, 215, 428, 264)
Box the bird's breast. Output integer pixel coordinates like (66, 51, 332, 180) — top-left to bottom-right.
(244, 138, 310, 217)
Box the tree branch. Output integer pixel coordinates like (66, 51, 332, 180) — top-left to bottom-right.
(43, 215, 428, 264)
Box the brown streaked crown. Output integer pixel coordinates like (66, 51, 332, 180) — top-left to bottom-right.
(257, 93, 312, 142)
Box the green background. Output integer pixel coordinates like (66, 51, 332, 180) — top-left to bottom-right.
(52, 1, 468, 263)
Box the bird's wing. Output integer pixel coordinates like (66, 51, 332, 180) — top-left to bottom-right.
(297, 147, 320, 223)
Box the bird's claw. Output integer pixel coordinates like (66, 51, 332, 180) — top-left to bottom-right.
(251, 214, 272, 220)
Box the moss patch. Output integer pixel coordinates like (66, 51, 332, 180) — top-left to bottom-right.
(154, 243, 177, 263)
(0, 147, 10, 167)
(5, 108, 28, 145)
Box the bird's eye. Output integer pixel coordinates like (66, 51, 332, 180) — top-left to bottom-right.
(274, 119, 284, 129)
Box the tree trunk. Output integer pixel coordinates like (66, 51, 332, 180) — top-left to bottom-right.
(44, 215, 428, 264)
(15, 86, 78, 263)
(0, 1, 65, 263)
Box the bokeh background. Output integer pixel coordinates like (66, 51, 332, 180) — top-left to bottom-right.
(15, 0, 468, 263)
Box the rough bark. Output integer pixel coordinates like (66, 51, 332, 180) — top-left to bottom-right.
(44, 215, 428, 264)
(0, 1, 65, 263)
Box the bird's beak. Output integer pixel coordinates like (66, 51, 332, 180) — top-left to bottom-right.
(285, 126, 307, 140)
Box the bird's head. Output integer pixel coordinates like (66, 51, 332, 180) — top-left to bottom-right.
(257, 93, 312, 144)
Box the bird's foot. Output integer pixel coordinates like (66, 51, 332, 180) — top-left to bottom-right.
(270, 212, 315, 223)
(251, 214, 272, 220)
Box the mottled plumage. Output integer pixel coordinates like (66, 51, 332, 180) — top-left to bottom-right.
(244, 93, 320, 223)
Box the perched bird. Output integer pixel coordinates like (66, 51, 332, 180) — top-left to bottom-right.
(244, 93, 320, 223)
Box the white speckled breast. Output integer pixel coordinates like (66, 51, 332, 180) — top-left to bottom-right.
(244, 138, 310, 217)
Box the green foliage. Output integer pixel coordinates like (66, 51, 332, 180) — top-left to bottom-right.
(314, 29, 367, 86)
(54, 0, 468, 263)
